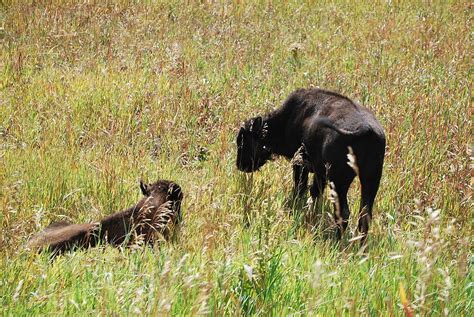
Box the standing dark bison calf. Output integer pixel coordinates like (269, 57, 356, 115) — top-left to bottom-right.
(236, 88, 385, 243)
(27, 179, 183, 256)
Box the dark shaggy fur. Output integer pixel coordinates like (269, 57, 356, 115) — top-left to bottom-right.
(236, 88, 386, 243)
(27, 179, 183, 256)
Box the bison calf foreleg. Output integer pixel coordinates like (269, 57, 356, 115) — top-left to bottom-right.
(291, 144, 314, 199)
(292, 164, 308, 199)
(309, 173, 327, 201)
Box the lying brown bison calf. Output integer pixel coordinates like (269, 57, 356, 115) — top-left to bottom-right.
(27, 179, 183, 255)
(236, 88, 385, 243)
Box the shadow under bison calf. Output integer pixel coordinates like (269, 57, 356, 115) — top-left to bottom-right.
(27, 179, 183, 256)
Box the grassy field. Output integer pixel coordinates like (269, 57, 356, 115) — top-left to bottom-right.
(1, 1, 472, 315)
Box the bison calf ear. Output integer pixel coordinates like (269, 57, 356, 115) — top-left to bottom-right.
(168, 183, 183, 201)
(251, 116, 267, 139)
(140, 180, 150, 196)
(250, 116, 263, 133)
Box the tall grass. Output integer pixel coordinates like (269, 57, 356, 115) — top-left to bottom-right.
(1, 1, 472, 315)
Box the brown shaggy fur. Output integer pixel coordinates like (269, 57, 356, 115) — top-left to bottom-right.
(27, 179, 183, 256)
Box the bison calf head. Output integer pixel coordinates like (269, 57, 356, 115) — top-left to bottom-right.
(236, 116, 272, 173)
(140, 179, 184, 223)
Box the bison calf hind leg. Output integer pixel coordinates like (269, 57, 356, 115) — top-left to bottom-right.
(329, 169, 355, 240)
(357, 142, 384, 245)
(358, 170, 382, 245)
